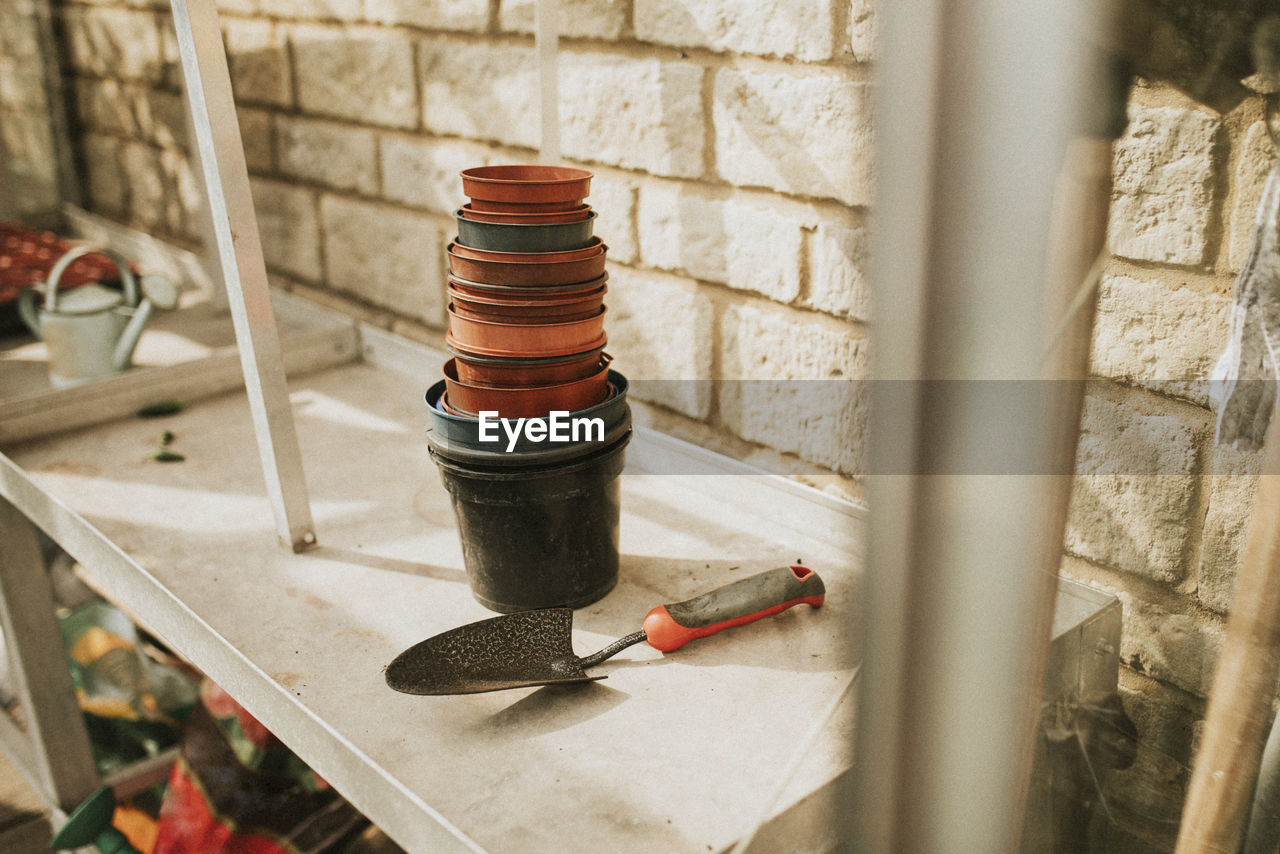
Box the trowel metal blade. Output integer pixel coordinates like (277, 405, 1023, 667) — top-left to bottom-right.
(385, 608, 606, 695)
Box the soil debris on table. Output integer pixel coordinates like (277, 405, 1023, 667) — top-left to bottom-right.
(137, 399, 186, 418)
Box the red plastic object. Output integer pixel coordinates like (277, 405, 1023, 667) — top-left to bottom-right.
(641, 566, 826, 653)
(461, 165, 592, 205)
(442, 357, 610, 418)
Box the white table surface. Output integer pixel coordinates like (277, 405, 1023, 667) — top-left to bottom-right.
(1, 358, 863, 853)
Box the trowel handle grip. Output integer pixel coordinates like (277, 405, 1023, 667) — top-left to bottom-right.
(641, 566, 825, 653)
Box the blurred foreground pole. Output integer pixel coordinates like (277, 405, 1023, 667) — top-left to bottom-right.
(852, 0, 1107, 849)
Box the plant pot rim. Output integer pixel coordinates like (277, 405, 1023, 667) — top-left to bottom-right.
(460, 165, 593, 204)
(461, 164, 593, 183)
(447, 282, 606, 308)
(447, 342, 608, 367)
(449, 303, 605, 328)
(424, 380, 631, 466)
(460, 203, 592, 224)
(445, 236, 604, 263)
(444, 356, 610, 393)
(450, 351, 610, 387)
(428, 370, 628, 417)
(456, 209, 597, 230)
(467, 198, 583, 213)
(445, 326, 608, 359)
(447, 272, 608, 296)
(449, 301, 602, 324)
(447, 238, 605, 263)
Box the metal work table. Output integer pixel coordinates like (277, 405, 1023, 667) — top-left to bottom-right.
(0, 323, 863, 852)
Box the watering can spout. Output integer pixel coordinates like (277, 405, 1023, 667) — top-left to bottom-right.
(112, 274, 178, 371)
(112, 300, 154, 372)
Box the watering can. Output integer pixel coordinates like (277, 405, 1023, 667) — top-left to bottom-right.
(16, 244, 178, 388)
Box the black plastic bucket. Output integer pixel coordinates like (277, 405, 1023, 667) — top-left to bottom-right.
(429, 431, 630, 612)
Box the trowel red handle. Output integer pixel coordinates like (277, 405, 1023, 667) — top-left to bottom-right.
(641, 566, 825, 653)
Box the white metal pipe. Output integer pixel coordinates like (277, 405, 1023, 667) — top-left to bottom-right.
(535, 0, 561, 164)
(0, 498, 99, 811)
(168, 0, 316, 552)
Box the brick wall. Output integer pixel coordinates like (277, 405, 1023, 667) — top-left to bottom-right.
(1061, 82, 1274, 850)
(12, 0, 1280, 849)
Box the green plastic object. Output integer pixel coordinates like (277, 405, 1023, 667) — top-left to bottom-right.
(49, 785, 140, 853)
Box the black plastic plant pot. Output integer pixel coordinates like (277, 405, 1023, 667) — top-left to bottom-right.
(455, 210, 597, 253)
(429, 431, 630, 612)
(424, 370, 630, 466)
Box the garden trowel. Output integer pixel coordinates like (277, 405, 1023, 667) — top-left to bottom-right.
(385, 565, 825, 695)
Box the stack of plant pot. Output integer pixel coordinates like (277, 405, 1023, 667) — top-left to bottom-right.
(424, 165, 631, 613)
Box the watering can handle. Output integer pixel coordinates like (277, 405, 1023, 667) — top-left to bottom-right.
(44, 245, 139, 313)
(641, 565, 825, 653)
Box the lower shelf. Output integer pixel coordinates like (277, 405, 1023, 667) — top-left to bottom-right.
(0, 289, 360, 446)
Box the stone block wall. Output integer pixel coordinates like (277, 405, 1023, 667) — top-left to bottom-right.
(0, 0, 63, 223)
(7, 1, 1279, 849)
(1060, 81, 1275, 851)
(53, 0, 870, 484)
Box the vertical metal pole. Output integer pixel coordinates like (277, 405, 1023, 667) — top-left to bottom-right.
(179, 86, 229, 311)
(168, 0, 316, 552)
(853, 0, 1091, 850)
(0, 498, 98, 811)
(535, 0, 561, 164)
(851, 1, 945, 847)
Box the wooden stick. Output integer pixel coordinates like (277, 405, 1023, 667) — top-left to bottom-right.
(1177, 408, 1280, 853)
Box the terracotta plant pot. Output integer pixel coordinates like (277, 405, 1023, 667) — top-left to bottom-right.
(461, 165, 592, 205)
(447, 283, 606, 322)
(448, 305, 607, 357)
(455, 210, 597, 253)
(467, 198, 582, 214)
(443, 358, 610, 418)
(448, 273, 608, 301)
(446, 244, 607, 286)
(460, 203, 592, 224)
(445, 313, 607, 359)
(449, 346, 610, 386)
(448, 237, 604, 264)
